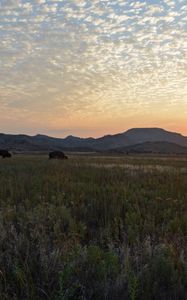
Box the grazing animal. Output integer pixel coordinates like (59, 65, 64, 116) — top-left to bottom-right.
(49, 151, 68, 160)
(0, 150, 12, 158)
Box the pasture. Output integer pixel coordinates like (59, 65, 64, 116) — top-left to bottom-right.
(0, 154, 187, 299)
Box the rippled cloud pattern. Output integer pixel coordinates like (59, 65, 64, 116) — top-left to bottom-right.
(0, 0, 187, 135)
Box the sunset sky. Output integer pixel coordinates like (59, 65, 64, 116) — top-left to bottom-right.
(0, 0, 187, 137)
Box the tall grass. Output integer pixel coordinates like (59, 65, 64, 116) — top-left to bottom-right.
(0, 154, 186, 299)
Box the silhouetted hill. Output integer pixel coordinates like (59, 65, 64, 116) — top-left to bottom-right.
(124, 128, 187, 146)
(0, 128, 187, 153)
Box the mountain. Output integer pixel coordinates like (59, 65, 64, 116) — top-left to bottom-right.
(124, 128, 187, 147)
(109, 141, 187, 155)
(0, 128, 187, 153)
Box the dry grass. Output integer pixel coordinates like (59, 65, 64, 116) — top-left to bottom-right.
(0, 154, 186, 299)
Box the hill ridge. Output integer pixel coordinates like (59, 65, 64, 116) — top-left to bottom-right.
(0, 128, 187, 152)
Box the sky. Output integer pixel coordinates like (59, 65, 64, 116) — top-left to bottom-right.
(0, 0, 187, 137)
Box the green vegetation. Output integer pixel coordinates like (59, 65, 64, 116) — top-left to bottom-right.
(0, 154, 186, 299)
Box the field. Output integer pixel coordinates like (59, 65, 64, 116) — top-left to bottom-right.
(0, 154, 187, 300)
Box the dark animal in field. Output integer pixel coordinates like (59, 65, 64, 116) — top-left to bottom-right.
(49, 151, 68, 160)
(0, 150, 12, 158)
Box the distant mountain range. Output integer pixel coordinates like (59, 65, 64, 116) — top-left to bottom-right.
(0, 128, 187, 154)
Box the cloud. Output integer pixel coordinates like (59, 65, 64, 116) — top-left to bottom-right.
(35, 0, 46, 3)
(0, 0, 186, 134)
